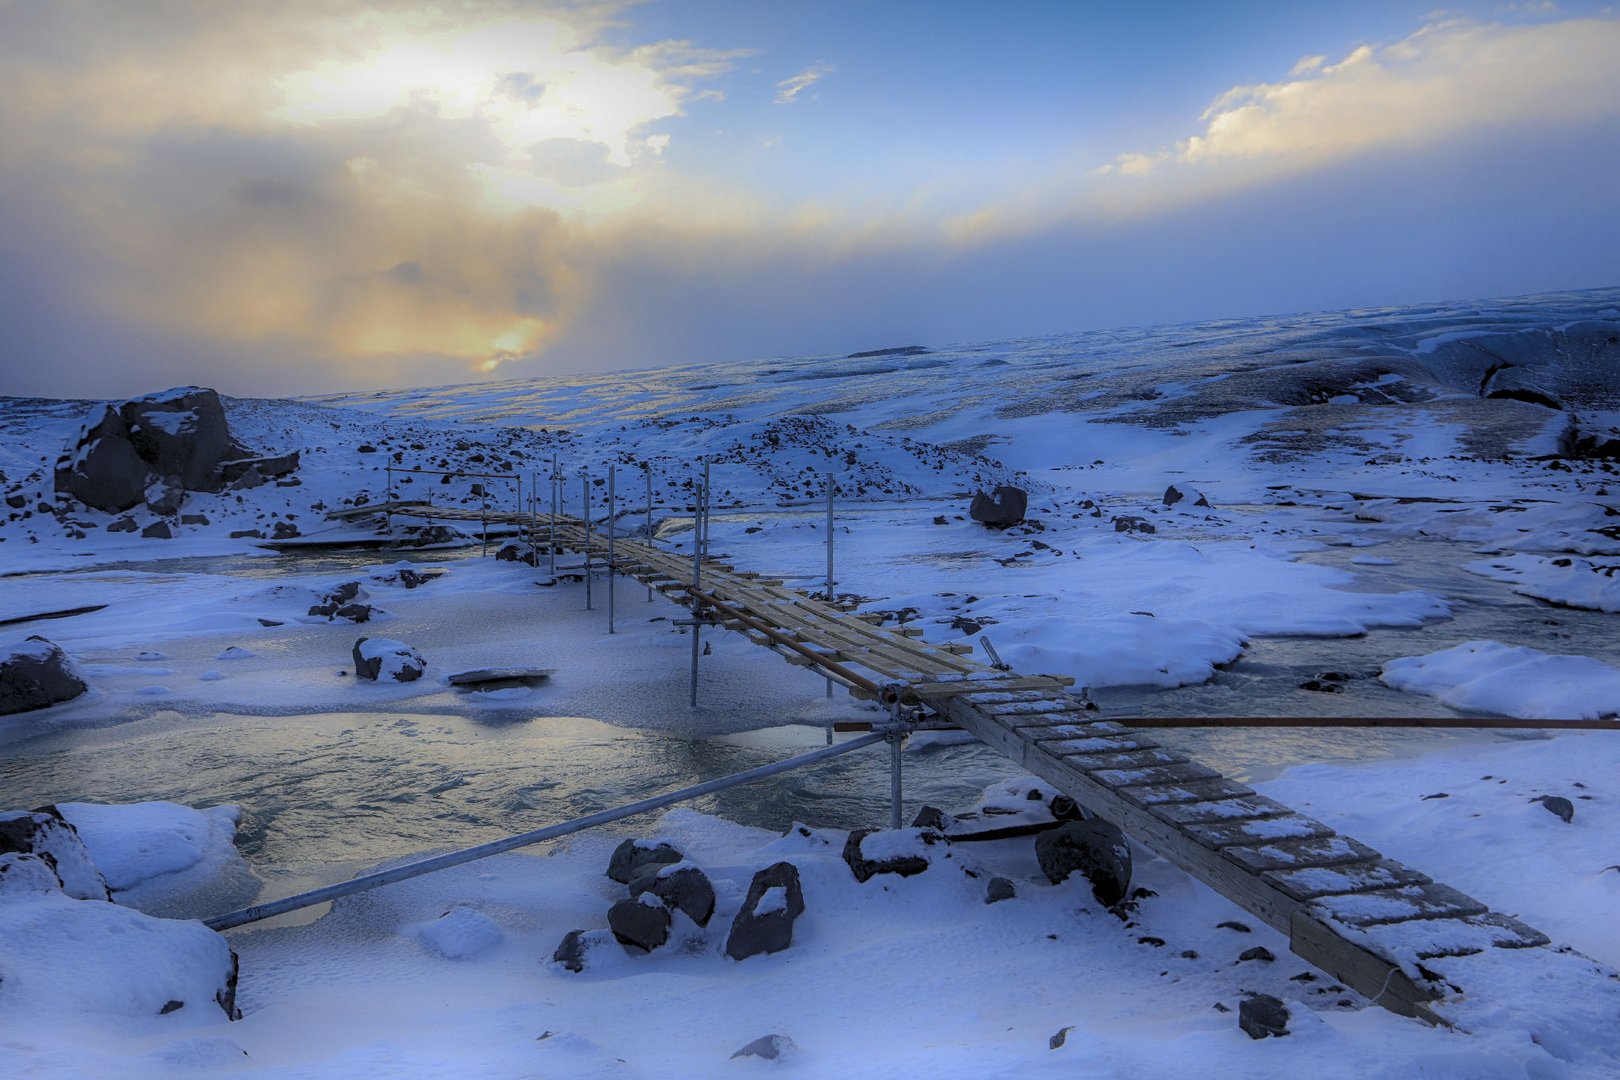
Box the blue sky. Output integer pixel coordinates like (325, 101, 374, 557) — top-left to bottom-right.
(0, 0, 1616, 396)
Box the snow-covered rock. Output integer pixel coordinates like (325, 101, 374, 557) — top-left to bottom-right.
(0, 808, 110, 901)
(0, 892, 239, 1020)
(412, 905, 504, 960)
(352, 637, 426, 682)
(725, 861, 804, 961)
(55, 801, 258, 918)
(0, 851, 66, 898)
(0, 636, 87, 715)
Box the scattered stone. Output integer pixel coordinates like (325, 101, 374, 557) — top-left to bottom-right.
(933, 515, 949, 525)
(1238, 994, 1290, 1039)
(607, 894, 672, 953)
(143, 475, 185, 516)
(1237, 946, 1276, 963)
(0, 807, 109, 900)
(646, 863, 716, 927)
(0, 637, 88, 715)
(229, 529, 262, 539)
(1034, 819, 1132, 908)
(136, 650, 167, 661)
(180, 513, 210, 526)
(333, 603, 373, 623)
(910, 805, 951, 831)
(107, 516, 139, 534)
(230, 466, 266, 491)
(215, 646, 254, 660)
(3, 493, 24, 510)
(1112, 515, 1156, 534)
(219, 451, 299, 481)
(842, 827, 942, 883)
(351, 638, 426, 682)
(607, 839, 683, 884)
(986, 876, 1016, 904)
(552, 929, 600, 973)
(357, 444, 377, 454)
(1163, 484, 1212, 509)
(1217, 920, 1252, 933)
(495, 541, 540, 566)
(969, 485, 1028, 528)
(725, 861, 805, 961)
(731, 1034, 796, 1061)
(1532, 795, 1575, 823)
(256, 618, 283, 627)
(270, 521, 301, 540)
(446, 666, 554, 691)
(140, 521, 173, 540)
(1049, 1026, 1074, 1050)
(1298, 679, 1344, 693)
(1049, 795, 1084, 821)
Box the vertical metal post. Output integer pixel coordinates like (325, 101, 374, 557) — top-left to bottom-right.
(385, 464, 393, 532)
(645, 465, 654, 602)
(701, 460, 712, 561)
(480, 476, 489, 557)
(689, 469, 704, 708)
(529, 472, 538, 554)
(607, 464, 616, 635)
(549, 456, 558, 578)
(826, 471, 835, 696)
(889, 698, 904, 830)
(582, 469, 592, 611)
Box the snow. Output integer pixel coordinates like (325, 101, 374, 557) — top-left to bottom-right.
(752, 884, 788, 916)
(1381, 641, 1620, 719)
(4, 288, 1620, 1075)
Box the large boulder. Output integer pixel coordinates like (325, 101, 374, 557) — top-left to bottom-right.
(54, 387, 261, 511)
(842, 828, 944, 883)
(351, 638, 425, 682)
(0, 852, 66, 898)
(1034, 819, 1132, 909)
(53, 405, 151, 513)
(631, 862, 716, 928)
(606, 839, 682, 885)
(0, 637, 88, 716)
(725, 861, 805, 961)
(119, 387, 242, 492)
(969, 485, 1027, 528)
(607, 893, 672, 953)
(0, 807, 110, 900)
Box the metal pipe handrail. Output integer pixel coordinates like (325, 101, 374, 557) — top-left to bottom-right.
(204, 732, 887, 931)
(1128, 716, 1618, 730)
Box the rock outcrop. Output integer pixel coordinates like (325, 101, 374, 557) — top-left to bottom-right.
(0, 637, 88, 716)
(724, 861, 805, 961)
(1034, 819, 1132, 908)
(969, 485, 1028, 528)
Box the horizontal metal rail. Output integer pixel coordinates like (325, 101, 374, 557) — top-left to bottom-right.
(1129, 716, 1617, 730)
(203, 732, 885, 932)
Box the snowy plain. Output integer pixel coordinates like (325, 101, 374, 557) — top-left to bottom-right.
(3, 287, 1620, 1076)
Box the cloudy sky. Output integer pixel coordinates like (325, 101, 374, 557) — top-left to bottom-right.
(2, 0, 1617, 398)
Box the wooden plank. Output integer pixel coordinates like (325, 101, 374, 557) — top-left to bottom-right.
(1060, 748, 1188, 772)
(1117, 778, 1256, 806)
(1182, 815, 1338, 851)
(1149, 795, 1293, 827)
(1091, 761, 1221, 790)
(1263, 859, 1430, 902)
(1309, 883, 1488, 928)
(1221, 836, 1382, 875)
(1345, 911, 1549, 960)
(1289, 912, 1443, 1023)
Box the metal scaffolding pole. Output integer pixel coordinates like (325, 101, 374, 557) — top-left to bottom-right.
(645, 465, 655, 602)
(549, 455, 559, 577)
(825, 471, 835, 698)
(689, 469, 705, 708)
(582, 468, 592, 611)
(607, 464, 616, 635)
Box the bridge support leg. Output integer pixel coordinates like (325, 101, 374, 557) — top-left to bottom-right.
(689, 473, 705, 708)
(607, 465, 616, 635)
(888, 696, 904, 830)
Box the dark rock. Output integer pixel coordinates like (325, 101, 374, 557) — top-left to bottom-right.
(848, 345, 929, 358)
(607, 895, 672, 953)
(731, 1034, 796, 1060)
(1238, 993, 1290, 1039)
(986, 876, 1016, 904)
(910, 805, 951, 831)
(1238, 946, 1275, 963)
(180, 513, 210, 526)
(1112, 515, 1156, 534)
(552, 929, 594, 973)
(933, 515, 949, 525)
(0, 637, 88, 716)
(495, 541, 539, 566)
(351, 637, 426, 682)
(1217, 920, 1252, 933)
(970, 485, 1028, 528)
(1298, 679, 1344, 693)
(229, 528, 262, 539)
(1532, 795, 1575, 823)
(333, 603, 373, 623)
(3, 494, 24, 510)
(1034, 819, 1132, 908)
(53, 404, 151, 513)
(219, 451, 299, 481)
(842, 828, 942, 883)
(119, 387, 244, 492)
(0, 806, 109, 899)
(646, 864, 716, 927)
(1163, 484, 1212, 509)
(230, 466, 266, 490)
(143, 475, 185, 516)
(256, 618, 283, 627)
(357, 444, 378, 454)
(270, 522, 300, 540)
(1048, 795, 1084, 821)
(141, 521, 173, 539)
(107, 515, 139, 533)
(725, 861, 805, 961)
(1049, 1026, 1075, 1050)
(606, 838, 683, 884)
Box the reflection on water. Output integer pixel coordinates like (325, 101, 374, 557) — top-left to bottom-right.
(0, 711, 1020, 889)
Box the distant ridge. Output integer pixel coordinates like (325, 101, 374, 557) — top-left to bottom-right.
(846, 345, 931, 359)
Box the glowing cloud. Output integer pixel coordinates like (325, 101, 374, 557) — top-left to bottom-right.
(1101, 17, 1620, 178)
(774, 63, 833, 105)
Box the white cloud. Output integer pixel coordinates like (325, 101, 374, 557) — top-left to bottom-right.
(1103, 16, 1620, 178)
(774, 63, 832, 105)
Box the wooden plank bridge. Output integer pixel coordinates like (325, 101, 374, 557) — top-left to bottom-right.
(339, 498, 1596, 1029)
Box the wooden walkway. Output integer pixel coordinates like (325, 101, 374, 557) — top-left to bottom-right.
(348, 501, 1581, 1028)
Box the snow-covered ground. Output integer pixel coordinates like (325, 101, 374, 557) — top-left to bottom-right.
(3, 287, 1620, 1076)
